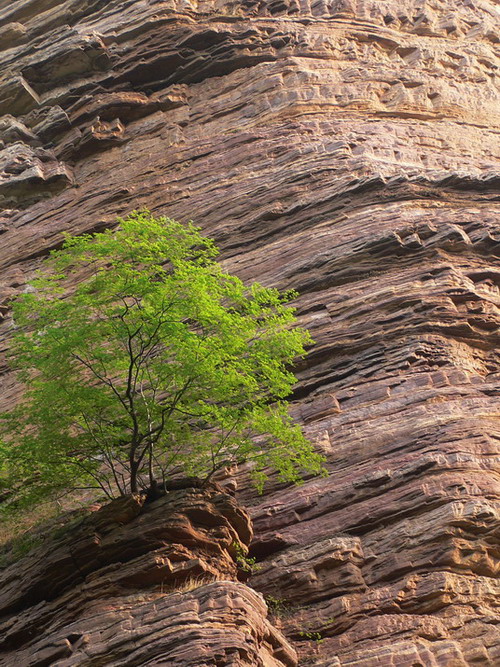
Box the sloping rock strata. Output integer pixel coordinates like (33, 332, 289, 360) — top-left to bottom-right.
(0, 0, 498, 664)
(0, 484, 296, 666)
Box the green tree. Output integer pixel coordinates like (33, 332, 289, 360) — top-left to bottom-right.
(1, 211, 323, 506)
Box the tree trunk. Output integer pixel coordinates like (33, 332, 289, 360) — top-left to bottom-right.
(129, 459, 139, 494)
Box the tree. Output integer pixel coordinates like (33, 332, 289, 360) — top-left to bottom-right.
(0, 211, 324, 506)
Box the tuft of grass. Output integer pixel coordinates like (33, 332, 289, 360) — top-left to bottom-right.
(159, 573, 225, 595)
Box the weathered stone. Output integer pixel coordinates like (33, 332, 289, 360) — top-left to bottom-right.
(0, 76, 40, 117)
(0, 115, 41, 146)
(0, 485, 297, 666)
(0, 0, 498, 664)
(0, 22, 27, 50)
(5, 582, 297, 667)
(0, 483, 252, 618)
(0, 142, 73, 208)
(26, 105, 71, 142)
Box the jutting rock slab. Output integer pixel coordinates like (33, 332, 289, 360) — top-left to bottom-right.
(0, 483, 296, 666)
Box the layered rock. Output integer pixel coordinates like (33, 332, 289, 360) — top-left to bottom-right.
(0, 0, 498, 664)
(0, 484, 296, 666)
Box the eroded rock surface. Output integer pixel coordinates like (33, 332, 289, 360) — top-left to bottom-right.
(0, 0, 498, 664)
(0, 484, 296, 666)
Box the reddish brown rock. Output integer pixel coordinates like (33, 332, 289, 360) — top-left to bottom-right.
(0, 0, 498, 664)
(0, 484, 296, 666)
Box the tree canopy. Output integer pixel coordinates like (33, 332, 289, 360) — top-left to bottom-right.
(0, 211, 324, 507)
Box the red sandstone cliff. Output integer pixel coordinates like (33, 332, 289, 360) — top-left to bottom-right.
(0, 0, 499, 664)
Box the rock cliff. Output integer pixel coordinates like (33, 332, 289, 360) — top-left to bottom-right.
(0, 0, 498, 665)
(0, 484, 297, 666)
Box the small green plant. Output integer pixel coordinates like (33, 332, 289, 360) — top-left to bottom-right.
(265, 594, 293, 618)
(298, 630, 324, 643)
(232, 541, 261, 573)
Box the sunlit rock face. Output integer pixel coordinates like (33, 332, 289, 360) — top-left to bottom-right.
(0, 484, 297, 666)
(0, 0, 498, 664)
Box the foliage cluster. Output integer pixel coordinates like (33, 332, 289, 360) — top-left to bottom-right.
(232, 541, 260, 573)
(264, 594, 294, 618)
(0, 211, 324, 509)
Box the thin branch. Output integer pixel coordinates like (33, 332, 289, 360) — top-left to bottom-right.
(71, 353, 129, 414)
(69, 458, 114, 499)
